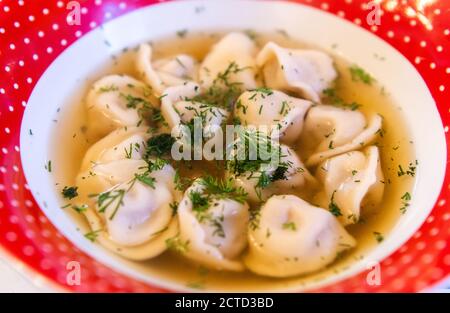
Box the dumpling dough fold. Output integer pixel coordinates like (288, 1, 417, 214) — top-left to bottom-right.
(136, 43, 198, 96)
(235, 89, 312, 144)
(301, 105, 383, 166)
(315, 146, 384, 225)
(257, 42, 337, 102)
(244, 195, 355, 277)
(176, 180, 249, 271)
(86, 75, 157, 138)
(200, 32, 258, 90)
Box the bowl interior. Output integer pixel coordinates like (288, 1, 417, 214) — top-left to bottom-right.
(19, 0, 446, 291)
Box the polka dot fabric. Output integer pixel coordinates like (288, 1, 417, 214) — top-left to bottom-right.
(0, 0, 448, 292)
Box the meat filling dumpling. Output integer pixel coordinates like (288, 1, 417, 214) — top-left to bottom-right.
(175, 178, 249, 271)
(136, 43, 198, 96)
(86, 75, 157, 138)
(301, 105, 383, 166)
(257, 42, 337, 102)
(315, 146, 384, 225)
(244, 195, 356, 277)
(226, 129, 315, 203)
(200, 32, 258, 90)
(75, 128, 179, 260)
(234, 89, 312, 144)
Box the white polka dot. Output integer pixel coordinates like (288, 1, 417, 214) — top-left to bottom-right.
(13, 83, 19, 90)
(429, 227, 439, 236)
(75, 30, 82, 37)
(26, 77, 32, 84)
(61, 39, 67, 46)
(12, 165, 19, 172)
(32, 54, 39, 60)
(434, 8, 441, 15)
(320, 3, 329, 10)
(401, 254, 412, 264)
(444, 29, 449, 36)
(18, 1, 25, 6)
(4, 127, 10, 134)
(435, 240, 446, 250)
(52, 23, 59, 31)
(95, 0, 102, 5)
(0, 27, 5, 34)
(392, 278, 405, 290)
(354, 18, 361, 25)
(406, 266, 419, 277)
(25, 214, 34, 222)
(9, 215, 18, 224)
(42, 8, 49, 15)
(18, 60, 24, 66)
(3, 6, 10, 12)
(23, 246, 35, 256)
(386, 266, 397, 276)
(436, 45, 443, 52)
(25, 230, 35, 239)
(6, 232, 17, 242)
(14, 21, 20, 28)
(438, 199, 446, 206)
(413, 230, 422, 239)
(421, 254, 434, 264)
(104, 12, 112, 19)
(2, 147, 8, 154)
(337, 11, 345, 17)
(42, 243, 53, 253)
(439, 85, 445, 92)
(46, 47, 53, 54)
(4, 66, 10, 72)
(387, 31, 394, 38)
(40, 259, 52, 270)
(9, 43, 15, 50)
(0, 88, 5, 94)
(89, 21, 97, 28)
(403, 36, 410, 43)
(28, 15, 35, 22)
(24, 37, 30, 44)
(410, 20, 417, 26)
(426, 215, 435, 223)
(371, 25, 378, 32)
(38, 31, 44, 37)
(393, 14, 400, 21)
(57, 1, 64, 8)
(81, 7, 88, 14)
(8, 105, 14, 112)
(444, 126, 449, 133)
(430, 62, 436, 69)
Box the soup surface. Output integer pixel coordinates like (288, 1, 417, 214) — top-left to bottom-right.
(51, 30, 416, 290)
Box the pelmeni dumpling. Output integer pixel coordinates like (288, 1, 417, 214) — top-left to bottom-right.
(315, 146, 384, 225)
(161, 82, 228, 144)
(136, 43, 198, 96)
(244, 195, 356, 277)
(176, 179, 249, 271)
(235, 89, 312, 143)
(200, 32, 258, 90)
(86, 75, 157, 138)
(75, 127, 179, 260)
(227, 136, 315, 202)
(256, 42, 337, 102)
(301, 105, 383, 166)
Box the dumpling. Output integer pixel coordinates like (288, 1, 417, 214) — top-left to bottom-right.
(75, 128, 179, 260)
(80, 127, 149, 171)
(175, 178, 249, 271)
(234, 89, 312, 143)
(161, 82, 229, 155)
(226, 130, 315, 202)
(315, 146, 384, 225)
(244, 195, 356, 277)
(86, 75, 157, 138)
(301, 105, 383, 166)
(256, 42, 337, 102)
(136, 43, 198, 96)
(199, 32, 258, 90)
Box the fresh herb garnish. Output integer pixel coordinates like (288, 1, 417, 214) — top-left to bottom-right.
(329, 191, 343, 217)
(349, 65, 374, 85)
(282, 221, 297, 231)
(373, 231, 384, 243)
(145, 133, 175, 158)
(61, 186, 78, 199)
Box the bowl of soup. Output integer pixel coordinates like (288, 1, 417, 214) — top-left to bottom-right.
(1, 0, 447, 292)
